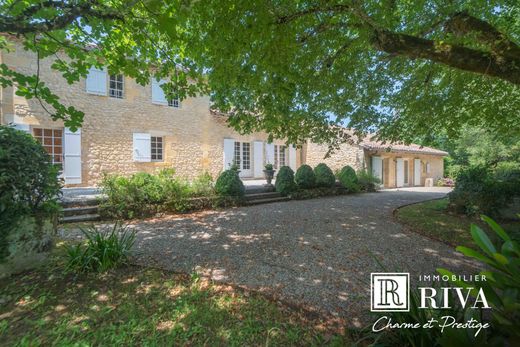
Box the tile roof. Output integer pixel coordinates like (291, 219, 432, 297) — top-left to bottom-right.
(359, 134, 449, 156)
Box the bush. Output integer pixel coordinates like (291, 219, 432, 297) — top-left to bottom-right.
(100, 169, 215, 219)
(337, 165, 360, 192)
(275, 166, 296, 196)
(294, 165, 316, 189)
(289, 187, 344, 200)
(215, 169, 245, 198)
(313, 163, 335, 187)
(0, 126, 60, 263)
(448, 166, 509, 217)
(65, 223, 135, 273)
(494, 162, 520, 198)
(357, 169, 381, 192)
(436, 177, 455, 187)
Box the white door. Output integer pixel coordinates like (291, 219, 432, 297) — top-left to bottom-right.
(403, 160, 409, 186)
(289, 145, 297, 171)
(234, 141, 252, 177)
(396, 158, 405, 187)
(253, 141, 264, 178)
(414, 159, 421, 186)
(64, 128, 82, 184)
(371, 156, 383, 186)
(223, 138, 235, 170)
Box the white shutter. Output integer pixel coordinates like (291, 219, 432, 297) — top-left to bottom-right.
(253, 141, 264, 178)
(396, 158, 404, 187)
(12, 123, 30, 132)
(133, 133, 151, 162)
(414, 159, 421, 186)
(151, 78, 168, 105)
(265, 143, 274, 166)
(289, 145, 297, 171)
(223, 139, 235, 170)
(371, 156, 383, 187)
(64, 128, 82, 184)
(86, 67, 107, 95)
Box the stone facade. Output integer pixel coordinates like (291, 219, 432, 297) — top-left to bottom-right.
(304, 141, 366, 173)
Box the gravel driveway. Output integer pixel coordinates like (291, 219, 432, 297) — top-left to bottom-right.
(68, 188, 479, 326)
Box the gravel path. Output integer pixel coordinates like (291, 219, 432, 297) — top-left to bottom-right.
(64, 188, 479, 326)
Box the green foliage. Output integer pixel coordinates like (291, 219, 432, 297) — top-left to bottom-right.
(214, 169, 245, 198)
(313, 163, 335, 188)
(264, 163, 273, 170)
(448, 166, 511, 217)
(274, 166, 296, 196)
(100, 169, 215, 219)
(65, 223, 136, 273)
(438, 216, 520, 345)
(289, 187, 344, 200)
(356, 169, 381, 192)
(294, 165, 316, 189)
(0, 126, 61, 261)
(337, 166, 360, 192)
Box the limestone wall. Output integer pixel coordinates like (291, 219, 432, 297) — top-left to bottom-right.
(304, 141, 366, 173)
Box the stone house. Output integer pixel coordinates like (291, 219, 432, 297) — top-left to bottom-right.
(0, 38, 447, 188)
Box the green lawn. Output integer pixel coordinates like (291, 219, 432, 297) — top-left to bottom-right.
(0, 246, 352, 346)
(395, 198, 520, 249)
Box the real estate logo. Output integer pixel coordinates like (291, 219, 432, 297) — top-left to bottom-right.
(371, 273, 410, 312)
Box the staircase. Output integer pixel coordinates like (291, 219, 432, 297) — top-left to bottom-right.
(245, 191, 290, 205)
(60, 199, 101, 223)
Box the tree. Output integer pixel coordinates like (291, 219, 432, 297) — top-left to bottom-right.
(1, 1, 519, 146)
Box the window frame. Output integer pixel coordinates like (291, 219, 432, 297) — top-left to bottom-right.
(108, 74, 124, 99)
(151, 136, 164, 162)
(32, 127, 64, 169)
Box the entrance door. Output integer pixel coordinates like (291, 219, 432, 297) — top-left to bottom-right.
(396, 158, 405, 187)
(403, 159, 409, 186)
(234, 141, 252, 177)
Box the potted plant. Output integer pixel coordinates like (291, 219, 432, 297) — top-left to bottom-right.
(263, 163, 276, 185)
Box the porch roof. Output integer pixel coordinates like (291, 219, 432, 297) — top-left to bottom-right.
(359, 135, 449, 156)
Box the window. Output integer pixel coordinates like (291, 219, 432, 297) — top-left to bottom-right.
(273, 145, 286, 169)
(242, 142, 250, 170)
(109, 74, 124, 98)
(168, 96, 180, 108)
(33, 128, 63, 168)
(151, 136, 163, 161)
(234, 141, 241, 167)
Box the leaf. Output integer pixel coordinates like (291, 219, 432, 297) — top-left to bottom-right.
(470, 224, 496, 256)
(481, 215, 510, 242)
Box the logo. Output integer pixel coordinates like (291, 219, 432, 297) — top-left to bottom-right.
(371, 273, 409, 312)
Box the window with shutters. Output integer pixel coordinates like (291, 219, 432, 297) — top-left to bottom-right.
(273, 145, 286, 169)
(109, 74, 124, 98)
(33, 128, 63, 169)
(151, 136, 163, 161)
(168, 96, 180, 108)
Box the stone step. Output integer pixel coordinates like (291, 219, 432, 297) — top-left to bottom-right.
(62, 206, 99, 217)
(60, 198, 101, 209)
(246, 196, 291, 205)
(60, 214, 101, 224)
(244, 185, 275, 194)
(245, 192, 282, 200)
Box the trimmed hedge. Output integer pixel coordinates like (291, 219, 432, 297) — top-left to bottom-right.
(337, 165, 359, 192)
(275, 166, 296, 196)
(314, 163, 335, 187)
(295, 165, 316, 189)
(215, 169, 245, 197)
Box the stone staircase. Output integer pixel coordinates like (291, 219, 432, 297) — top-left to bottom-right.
(244, 191, 290, 205)
(60, 199, 101, 224)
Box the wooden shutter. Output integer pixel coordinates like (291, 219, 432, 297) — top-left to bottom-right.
(133, 133, 151, 162)
(265, 143, 274, 166)
(151, 78, 168, 105)
(288, 145, 297, 171)
(64, 128, 82, 184)
(371, 156, 383, 187)
(223, 139, 235, 170)
(12, 123, 30, 132)
(414, 159, 421, 186)
(396, 158, 404, 187)
(253, 141, 264, 178)
(86, 67, 107, 95)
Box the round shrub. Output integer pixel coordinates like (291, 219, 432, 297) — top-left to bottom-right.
(215, 169, 245, 197)
(295, 164, 316, 189)
(275, 166, 296, 196)
(0, 126, 60, 265)
(338, 165, 360, 192)
(314, 163, 336, 187)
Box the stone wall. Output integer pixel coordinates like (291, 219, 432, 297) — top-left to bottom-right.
(0, 40, 294, 186)
(304, 141, 366, 173)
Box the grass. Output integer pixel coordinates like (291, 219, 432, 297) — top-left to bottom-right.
(0, 245, 352, 346)
(396, 198, 520, 249)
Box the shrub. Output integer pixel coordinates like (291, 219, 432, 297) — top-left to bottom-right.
(337, 165, 360, 192)
(0, 126, 61, 263)
(65, 222, 136, 273)
(313, 163, 335, 187)
(494, 162, 520, 198)
(448, 166, 509, 217)
(436, 177, 455, 187)
(275, 166, 296, 196)
(289, 187, 344, 200)
(215, 169, 245, 197)
(190, 172, 215, 197)
(294, 164, 316, 189)
(357, 169, 381, 192)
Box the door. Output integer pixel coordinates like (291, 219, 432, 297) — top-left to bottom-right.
(64, 128, 82, 184)
(414, 159, 421, 186)
(396, 158, 404, 187)
(234, 141, 252, 177)
(371, 156, 383, 186)
(403, 160, 409, 186)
